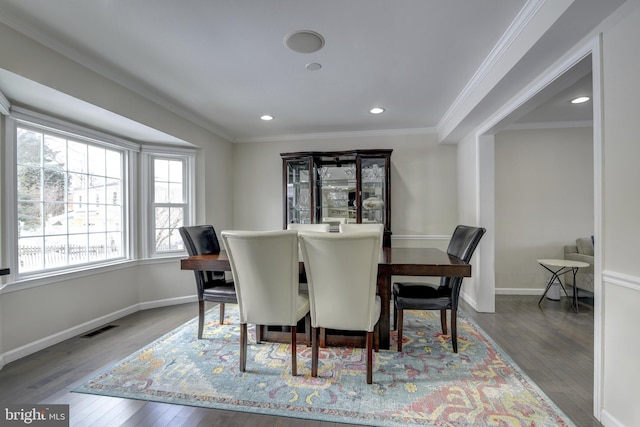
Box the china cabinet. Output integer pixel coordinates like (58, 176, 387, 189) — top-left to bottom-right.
(281, 149, 392, 246)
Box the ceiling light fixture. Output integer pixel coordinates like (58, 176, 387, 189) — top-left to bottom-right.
(306, 62, 322, 71)
(571, 96, 590, 104)
(260, 115, 274, 121)
(284, 30, 325, 53)
(370, 107, 385, 114)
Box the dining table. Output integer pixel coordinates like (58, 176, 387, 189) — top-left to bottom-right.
(181, 246, 471, 350)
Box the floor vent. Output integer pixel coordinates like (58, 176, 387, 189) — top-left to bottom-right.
(81, 324, 119, 338)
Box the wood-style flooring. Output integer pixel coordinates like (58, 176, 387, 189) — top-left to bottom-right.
(0, 295, 600, 426)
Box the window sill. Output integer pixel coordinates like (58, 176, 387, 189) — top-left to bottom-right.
(1, 260, 138, 294)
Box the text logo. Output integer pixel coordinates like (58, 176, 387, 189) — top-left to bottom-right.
(2, 405, 69, 426)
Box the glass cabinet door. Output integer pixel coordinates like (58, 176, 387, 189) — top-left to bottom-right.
(282, 149, 391, 245)
(315, 156, 356, 228)
(285, 158, 312, 224)
(360, 157, 387, 225)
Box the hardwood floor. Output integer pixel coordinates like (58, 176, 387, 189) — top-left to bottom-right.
(0, 295, 600, 426)
(461, 295, 601, 427)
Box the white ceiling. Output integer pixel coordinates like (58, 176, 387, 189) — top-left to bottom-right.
(0, 1, 623, 144)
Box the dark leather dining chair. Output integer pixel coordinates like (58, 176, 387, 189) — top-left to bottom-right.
(179, 225, 237, 339)
(393, 225, 486, 353)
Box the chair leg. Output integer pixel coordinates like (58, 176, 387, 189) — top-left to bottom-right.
(320, 327, 326, 348)
(291, 326, 298, 376)
(393, 302, 397, 330)
(256, 325, 262, 343)
(440, 309, 448, 335)
(219, 303, 225, 325)
(374, 322, 380, 353)
(198, 301, 205, 339)
(366, 331, 374, 384)
(451, 309, 458, 353)
(397, 309, 404, 351)
(304, 314, 311, 347)
(311, 327, 319, 378)
(240, 323, 247, 372)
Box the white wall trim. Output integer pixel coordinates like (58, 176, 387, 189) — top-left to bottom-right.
(591, 33, 604, 422)
(0, 303, 139, 365)
(438, 0, 545, 134)
(0, 88, 10, 115)
(495, 287, 549, 295)
(473, 33, 603, 421)
(391, 234, 450, 241)
(600, 409, 625, 427)
(1, 255, 186, 294)
(602, 270, 640, 292)
(237, 127, 438, 144)
(0, 295, 196, 366)
(502, 120, 593, 131)
(0, 260, 138, 294)
(11, 106, 141, 152)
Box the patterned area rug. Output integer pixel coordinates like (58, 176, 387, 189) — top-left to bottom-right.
(73, 306, 576, 427)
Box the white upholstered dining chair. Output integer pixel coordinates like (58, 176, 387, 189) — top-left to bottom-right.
(287, 223, 331, 232)
(298, 230, 381, 384)
(221, 230, 310, 376)
(338, 223, 384, 246)
(287, 223, 330, 290)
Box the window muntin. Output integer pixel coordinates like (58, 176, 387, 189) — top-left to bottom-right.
(16, 125, 125, 275)
(152, 157, 186, 253)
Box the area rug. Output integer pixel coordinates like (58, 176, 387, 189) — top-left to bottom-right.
(73, 306, 576, 427)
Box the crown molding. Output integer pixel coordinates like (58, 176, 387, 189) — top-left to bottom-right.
(0, 12, 232, 142)
(0, 88, 10, 115)
(235, 127, 437, 144)
(502, 120, 593, 131)
(437, 0, 546, 137)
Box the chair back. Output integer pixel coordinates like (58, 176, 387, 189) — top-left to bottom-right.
(179, 225, 225, 290)
(179, 225, 221, 256)
(287, 223, 331, 232)
(339, 223, 384, 245)
(221, 230, 300, 326)
(441, 225, 486, 290)
(299, 231, 381, 332)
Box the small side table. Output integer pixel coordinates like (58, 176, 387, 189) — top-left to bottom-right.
(537, 259, 590, 313)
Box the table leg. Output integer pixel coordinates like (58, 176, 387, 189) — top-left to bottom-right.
(538, 270, 560, 306)
(377, 273, 391, 350)
(571, 267, 579, 313)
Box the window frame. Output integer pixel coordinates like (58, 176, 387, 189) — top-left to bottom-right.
(4, 107, 140, 281)
(141, 147, 196, 259)
(4, 107, 141, 281)
(3, 107, 197, 287)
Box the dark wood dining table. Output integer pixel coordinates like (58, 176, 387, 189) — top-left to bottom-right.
(181, 247, 471, 350)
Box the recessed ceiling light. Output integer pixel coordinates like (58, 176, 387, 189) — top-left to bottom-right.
(571, 96, 590, 104)
(260, 115, 274, 121)
(306, 62, 322, 71)
(284, 30, 325, 53)
(370, 107, 385, 114)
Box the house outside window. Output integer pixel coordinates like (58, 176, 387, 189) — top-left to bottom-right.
(15, 123, 125, 275)
(152, 157, 188, 253)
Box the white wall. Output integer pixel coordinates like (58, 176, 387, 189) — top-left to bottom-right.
(231, 133, 459, 240)
(0, 21, 234, 365)
(495, 127, 594, 293)
(460, 4, 640, 424)
(600, 5, 640, 426)
(456, 133, 494, 312)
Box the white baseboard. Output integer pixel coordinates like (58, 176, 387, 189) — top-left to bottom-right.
(600, 409, 625, 427)
(495, 288, 547, 295)
(0, 295, 197, 367)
